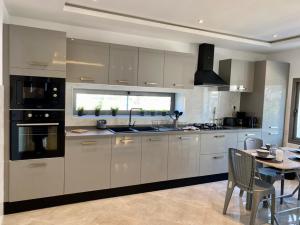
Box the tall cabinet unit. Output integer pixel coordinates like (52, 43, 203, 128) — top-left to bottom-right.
(240, 61, 290, 146)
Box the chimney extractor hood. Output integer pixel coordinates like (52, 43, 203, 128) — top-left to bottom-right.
(194, 43, 227, 86)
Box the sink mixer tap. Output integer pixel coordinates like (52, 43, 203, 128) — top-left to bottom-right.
(129, 108, 142, 127)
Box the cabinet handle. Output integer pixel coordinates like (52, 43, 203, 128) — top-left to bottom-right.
(149, 138, 161, 142)
(117, 80, 129, 84)
(213, 156, 224, 159)
(28, 61, 49, 67)
(80, 76, 95, 82)
(28, 162, 47, 168)
(173, 83, 184, 88)
(120, 139, 134, 143)
(81, 141, 97, 145)
(269, 126, 278, 129)
(245, 133, 255, 136)
(179, 136, 192, 140)
(145, 82, 158, 86)
(214, 135, 225, 138)
(268, 132, 279, 135)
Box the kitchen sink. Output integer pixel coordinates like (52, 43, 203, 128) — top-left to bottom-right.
(108, 127, 137, 133)
(132, 126, 158, 132)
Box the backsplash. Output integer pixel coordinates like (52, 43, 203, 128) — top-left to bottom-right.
(65, 83, 240, 126)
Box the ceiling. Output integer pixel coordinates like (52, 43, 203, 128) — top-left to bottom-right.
(4, 0, 300, 52)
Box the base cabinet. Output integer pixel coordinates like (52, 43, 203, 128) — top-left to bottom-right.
(168, 134, 200, 180)
(9, 158, 64, 202)
(200, 132, 237, 154)
(141, 135, 168, 183)
(199, 153, 228, 176)
(64, 137, 111, 194)
(111, 136, 142, 188)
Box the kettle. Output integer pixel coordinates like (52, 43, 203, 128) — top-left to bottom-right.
(97, 120, 107, 129)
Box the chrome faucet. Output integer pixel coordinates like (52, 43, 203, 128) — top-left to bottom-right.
(129, 108, 142, 127)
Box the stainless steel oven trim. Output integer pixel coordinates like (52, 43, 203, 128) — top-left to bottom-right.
(16, 123, 60, 127)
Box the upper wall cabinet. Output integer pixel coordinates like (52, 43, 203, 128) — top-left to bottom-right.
(219, 59, 254, 92)
(138, 48, 164, 87)
(9, 25, 66, 78)
(109, 44, 138, 86)
(66, 39, 109, 84)
(164, 52, 196, 89)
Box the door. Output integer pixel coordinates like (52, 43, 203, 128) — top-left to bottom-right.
(164, 52, 196, 89)
(111, 136, 141, 188)
(138, 48, 164, 87)
(168, 134, 200, 180)
(109, 44, 138, 86)
(141, 135, 168, 183)
(9, 25, 66, 77)
(66, 39, 109, 84)
(65, 137, 111, 194)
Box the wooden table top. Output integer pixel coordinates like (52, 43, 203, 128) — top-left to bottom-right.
(245, 147, 300, 171)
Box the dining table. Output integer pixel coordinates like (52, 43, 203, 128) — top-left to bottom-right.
(244, 147, 300, 216)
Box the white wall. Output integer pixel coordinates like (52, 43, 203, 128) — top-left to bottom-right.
(268, 48, 300, 147)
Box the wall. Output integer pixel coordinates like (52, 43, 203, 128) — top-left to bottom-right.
(268, 48, 300, 147)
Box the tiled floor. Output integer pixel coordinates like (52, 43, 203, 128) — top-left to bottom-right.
(2, 179, 300, 225)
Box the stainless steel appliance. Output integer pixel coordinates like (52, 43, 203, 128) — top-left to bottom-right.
(193, 123, 228, 130)
(10, 110, 65, 160)
(97, 119, 107, 129)
(10, 75, 65, 109)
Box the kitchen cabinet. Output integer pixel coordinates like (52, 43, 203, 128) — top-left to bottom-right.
(141, 135, 168, 183)
(64, 137, 111, 194)
(237, 130, 262, 149)
(109, 44, 138, 86)
(111, 136, 142, 188)
(168, 134, 200, 180)
(240, 61, 289, 146)
(219, 59, 254, 92)
(164, 52, 196, 89)
(66, 39, 109, 84)
(138, 48, 164, 87)
(9, 25, 66, 78)
(9, 158, 64, 202)
(200, 132, 238, 154)
(199, 153, 228, 176)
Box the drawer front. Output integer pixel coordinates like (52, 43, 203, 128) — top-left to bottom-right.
(65, 137, 111, 194)
(238, 131, 262, 143)
(9, 158, 64, 202)
(111, 136, 142, 188)
(199, 153, 228, 176)
(141, 135, 168, 183)
(200, 133, 237, 154)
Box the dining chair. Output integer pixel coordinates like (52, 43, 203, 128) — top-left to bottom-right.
(223, 148, 276, 225)
(239, 137, 284, 201)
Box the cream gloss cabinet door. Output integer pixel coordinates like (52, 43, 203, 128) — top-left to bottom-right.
(64, 137, 111, 194)
(109, 44, 138, 86)
(200, 132, 237, 154)
(9, 25, 66, 78)
(9, 158, 64, 202)
(168, 134, 200, 180)
(141, 135, 168, 183)
(111, 136, 142, 188)
(199, 153, 228, 176)
(66, 39, 109, 84)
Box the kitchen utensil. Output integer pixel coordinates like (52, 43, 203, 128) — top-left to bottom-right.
(97, 120, 107, 129)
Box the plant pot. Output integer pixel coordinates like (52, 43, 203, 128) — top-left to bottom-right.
(140, 112, 145, 116)
(162, 112, 167, 116)
(111, 112, 117, 116)
(95, 111, 100, 116)
(150, 112, 155, 116)
(78, 111, 84, 116)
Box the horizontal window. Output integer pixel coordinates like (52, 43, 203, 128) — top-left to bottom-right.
(73, 89, 175, 116)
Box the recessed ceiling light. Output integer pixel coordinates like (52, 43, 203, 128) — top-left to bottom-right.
(92, 0, 97, 2)
(198, 19, 204, 24)
(273, 34, 278, 38)
(71, 38, 75, 41)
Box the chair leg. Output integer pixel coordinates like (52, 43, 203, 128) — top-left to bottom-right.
(280, 178, 284, 204)
(271, 193, 275, 225)
(249, 193, 262, 225)
(223, 181, 235, 215)
(246, 193, 252, 211)
(239, 190, 244, 197)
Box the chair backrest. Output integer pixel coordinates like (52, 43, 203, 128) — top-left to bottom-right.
(228, 148, 256, 192)
(244, 137, 263, 150)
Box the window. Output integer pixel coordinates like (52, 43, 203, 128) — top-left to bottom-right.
(289, 78, 300, 143)
(73, 89, 175, 116)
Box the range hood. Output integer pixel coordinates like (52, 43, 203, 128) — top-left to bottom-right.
(194, 43, 227, 86)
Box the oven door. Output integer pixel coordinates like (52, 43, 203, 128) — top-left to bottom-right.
(10, 122, 65, 160)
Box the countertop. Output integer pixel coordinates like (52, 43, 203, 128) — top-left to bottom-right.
(65, 126, 262, 138)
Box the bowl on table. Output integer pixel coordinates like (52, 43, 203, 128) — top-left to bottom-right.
(256, 149, 270, 158)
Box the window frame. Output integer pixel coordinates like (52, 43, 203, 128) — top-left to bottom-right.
(73, 89, 175, 116)
(289, 78, 300, 144)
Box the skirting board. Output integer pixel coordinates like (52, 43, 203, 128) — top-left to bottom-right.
(4, 173, 228, 214)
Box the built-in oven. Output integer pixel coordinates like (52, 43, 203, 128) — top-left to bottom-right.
(10, 75, 65, 109)
(10, 110, 65, 160)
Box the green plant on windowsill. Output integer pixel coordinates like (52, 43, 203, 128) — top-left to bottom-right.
(111, 107, 119, 117)
(77, 107, 84, 117)
(140, 109, 145, 116)
(150, 110, 156, 116)
(161, 110, 168, 116)
(94, 105, 102, 116)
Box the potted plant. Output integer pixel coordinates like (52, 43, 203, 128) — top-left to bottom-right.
(111, 107, 119, 116)
(161, 110, 168, 116)
(94, 105, 101, 116)
(150, 110, 156, 116)
(140, 109, 145, 116)
(77, 107, 84, 116)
